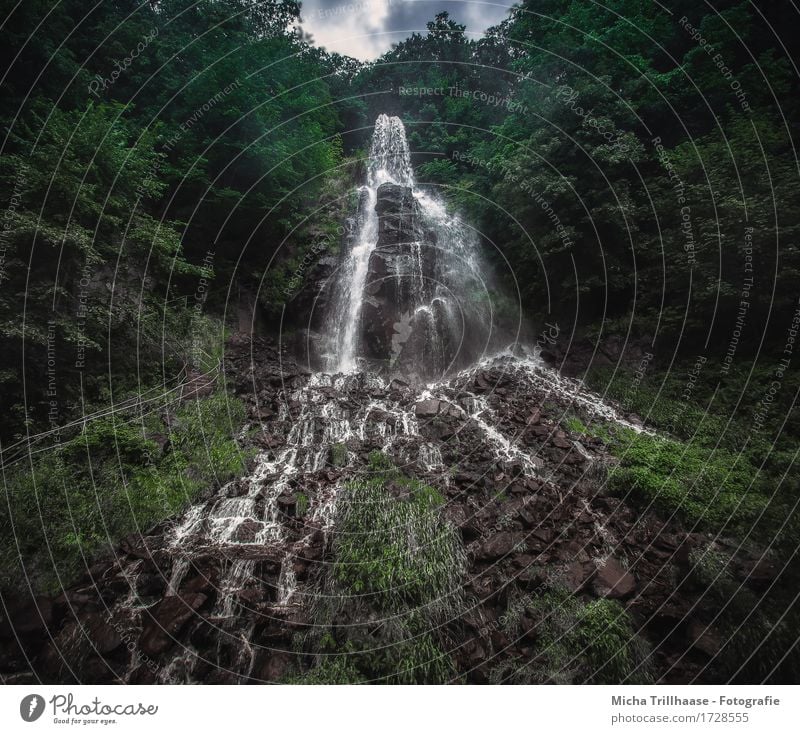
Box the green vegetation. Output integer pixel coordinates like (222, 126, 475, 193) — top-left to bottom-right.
(575, 599, 651, 683)
(562, 414, 588, 435)
(495, 588, 652, 684)
(1, 0, 799, 685)
(0, 0, 347, 441)
(587, 361, 800, 681)
(285, 655, 366, 685)
(329, 442, 349, 468)
(356, 3, 800, 348)
(294, 452, 462, 684)
(333, 476, 458, 612)
(295, 492, 309, 518)
(685, 543, 800, 682)
(608, 429, 767, 531)
(0, 390, 248, 592)
(587, 362, 800, 546)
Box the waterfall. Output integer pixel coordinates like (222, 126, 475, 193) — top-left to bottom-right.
(325, 114, 413, 372)
(322, 114, 491, 378)
(22, 112, 672, 686)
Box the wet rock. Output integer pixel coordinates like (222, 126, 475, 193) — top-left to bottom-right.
(414, 398, 441, 417)
(0, 596, 53, 637)
(551, 432, 572, 449)
(140, 593, 207, 656)
(526, 408, 541, 425)
(13, 334, 777, 687)
(84, 615, 122, 655)
(687, 620, 724, 657)
(592, 558, 636, 599)
(736, 556, 779, 589)
(477, 532, 525, 560)
(557, 561, 591, 592)
(229, 519, 262, 544)
(136, 573, 166, 597)
(258, 651, 295, 682)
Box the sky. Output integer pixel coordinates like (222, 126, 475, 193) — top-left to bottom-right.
(299, 0, 517, 60)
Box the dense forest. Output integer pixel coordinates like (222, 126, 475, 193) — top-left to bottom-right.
(1, 0, 800, 685)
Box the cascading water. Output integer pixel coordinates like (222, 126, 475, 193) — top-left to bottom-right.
(322, 114, 491, 378)
(30, 116, 661, 685)
(324, 115, 413, 373)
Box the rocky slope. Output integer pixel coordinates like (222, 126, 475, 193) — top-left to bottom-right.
(0, 334, 774, 684)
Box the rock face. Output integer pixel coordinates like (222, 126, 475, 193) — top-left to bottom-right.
(0, 335, 776, 684)
(311, 115, 498, 379)
(358, 183, 442, 375)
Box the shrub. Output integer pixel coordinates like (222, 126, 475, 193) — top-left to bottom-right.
(333, 477, 463, 614)
(0, 390, 248, 592)
(493, 589, 652, 684)
(286, 656, 366, 684)
(576, 599, 652, 683)
(607, 429, 767, 531)
(298, 455, 462, 683)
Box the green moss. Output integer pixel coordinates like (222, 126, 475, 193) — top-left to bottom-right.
(607, 429, 767, 531)
(333, 476, 463, 613)
(563, 414, 587, 434)
(0, 390, 248, 592)
(329, 442, 348, 467)
(492, 588, 652, 684)
(295, 492, 309, 518)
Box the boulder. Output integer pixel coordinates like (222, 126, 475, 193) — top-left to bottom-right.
(687, 620, 724, 657)
(477, 532, 525, 560)
(84, 615, 122, 655)
(0, 596, 53, 637)
(592, 558, 636, 599)
(414, 399, 441, 417)
(140, 593, 207, 656)
(229, 519, 262, 544)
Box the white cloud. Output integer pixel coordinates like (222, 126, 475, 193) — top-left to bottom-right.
(299, 0, 516, 61)
(300, 0, 402, 60)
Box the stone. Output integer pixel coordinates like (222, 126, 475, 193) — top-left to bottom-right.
(561, 561, 591, 592)
(477, 532, 525, 560)
(0, 596, 53, 637)
(136, 573, 166, 597)
(258, 651, 294, 682)
(84, 616, 122, 655)
(687, 620, 724, 657)
(414, 398, 441, 417)
(229, 519, 262, 544)
(140, 593, 207, 656)
(592, 558, 636, 599)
